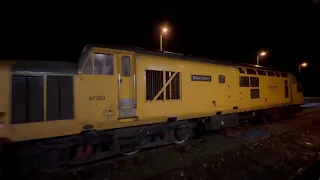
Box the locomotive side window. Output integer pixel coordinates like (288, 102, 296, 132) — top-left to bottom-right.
(218, 75, 225, 83)
(245, 69, 257, 75)
(239, 76, 249, 87)
(83, 54, 93, 74)
(121, 56, 131, 77)
(257, 70, 266, 76)
(250, 89, 260, 99)
(94, 53, 114, 75)
(266, 71, 275, 76)
(275, 72, 281, 77)
(250, 77, 259, 87)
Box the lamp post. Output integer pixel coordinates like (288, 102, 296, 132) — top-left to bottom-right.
(160, 27, 168, 51)
(256, 51, 267, 66)
(299, 62, 308, 74)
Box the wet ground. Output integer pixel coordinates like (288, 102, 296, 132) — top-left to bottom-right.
(29, 107, 320, 180)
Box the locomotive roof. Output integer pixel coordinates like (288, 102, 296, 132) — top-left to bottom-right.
(10, 44, 287, 75)
(85, 44, 285, 72)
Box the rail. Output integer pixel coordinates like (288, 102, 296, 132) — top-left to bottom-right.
(304, 97, 320, 104)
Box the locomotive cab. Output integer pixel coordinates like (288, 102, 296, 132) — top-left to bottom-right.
(288, 73, 304, 105)
(76, 46, 137, 129)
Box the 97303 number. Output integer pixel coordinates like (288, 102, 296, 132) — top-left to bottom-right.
(89, 96, 105, 101)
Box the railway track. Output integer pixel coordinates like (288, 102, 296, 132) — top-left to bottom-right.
(9, 107, 320, 180)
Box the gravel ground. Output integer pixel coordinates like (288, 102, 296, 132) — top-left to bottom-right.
(28, 107, 320, 180)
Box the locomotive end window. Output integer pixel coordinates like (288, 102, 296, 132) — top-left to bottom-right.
(239, 76, 249, 87)
(250, 89, 260, 99)
(250, 77, 259, 87)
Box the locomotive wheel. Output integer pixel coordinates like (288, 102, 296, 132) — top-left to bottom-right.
(174, 128, 190, 144)
(122, 127, 146, 156)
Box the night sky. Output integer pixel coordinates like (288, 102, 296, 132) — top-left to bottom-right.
(1, 1, 319, 95)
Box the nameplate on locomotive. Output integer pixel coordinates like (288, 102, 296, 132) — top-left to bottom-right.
(191, 75, 211, 82)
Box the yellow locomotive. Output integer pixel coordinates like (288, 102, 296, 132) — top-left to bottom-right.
(0, 45, 303, 172)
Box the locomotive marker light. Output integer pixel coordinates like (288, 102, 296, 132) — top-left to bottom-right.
(160, 27, 168, 51)
(256, 51, 267, 66)
(299, 62, 308, 74)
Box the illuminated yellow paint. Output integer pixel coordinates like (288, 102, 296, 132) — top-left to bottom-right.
(0, 47, 304, 142)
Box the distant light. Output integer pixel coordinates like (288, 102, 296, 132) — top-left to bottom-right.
(301, 62, 308, 67)
(260, 51, 267, 56)
(162, 28, 168, 33)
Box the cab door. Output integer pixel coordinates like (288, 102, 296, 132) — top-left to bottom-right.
(118, 54, 136, 119)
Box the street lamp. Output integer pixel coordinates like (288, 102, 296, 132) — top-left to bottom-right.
(299, 62, 308, 74)
(160, 27, 168, 51)
(256, 51, 267, 66)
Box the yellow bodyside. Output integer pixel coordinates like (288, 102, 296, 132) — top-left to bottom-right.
(0, 46, 304, 142)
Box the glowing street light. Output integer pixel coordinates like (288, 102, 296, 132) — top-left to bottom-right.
(162, 28, 168, 33)
(256, 51, 267, 66)
(299, 62, 308, 74)
(160, 27, 168, 51)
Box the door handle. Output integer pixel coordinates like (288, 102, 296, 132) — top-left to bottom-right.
(120, 78, 123, 83)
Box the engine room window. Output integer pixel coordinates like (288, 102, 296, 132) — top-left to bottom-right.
(239, 76, 249, 87)
(218, 75, 225, 83)
(237, 67, 245, 74)
(94, 53, 114, 75)
(166, 71, 181, 100)
(146, 70, 164, 101)
(11, 76, 44, 124)
(245, 69, 257, 75)
(47, 76, 74, 121)
(250, 89, 260, 99)
(257, 70, 266, 76)
(121, 56, 131, 77)
(250, 77, 259, 87)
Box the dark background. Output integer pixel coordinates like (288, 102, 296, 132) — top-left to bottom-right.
(0, 1, 319, 96)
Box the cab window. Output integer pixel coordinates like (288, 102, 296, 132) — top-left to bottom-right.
(94, 53, 114, 75)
